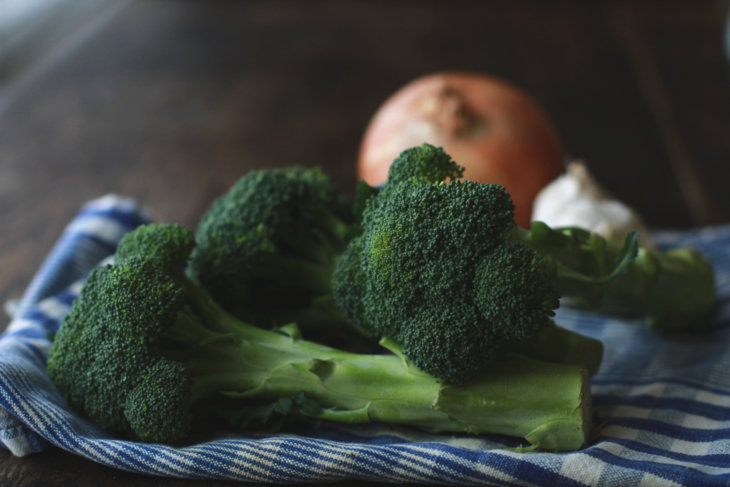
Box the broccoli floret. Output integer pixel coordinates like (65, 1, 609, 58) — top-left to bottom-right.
(47, 223, 595, 451)
(381, 144, 465, 193)
(335, 180, 603, 383)
(333, 144, 715, 383)
(473, 241, 561, 342)
(187, 167, 355, 338)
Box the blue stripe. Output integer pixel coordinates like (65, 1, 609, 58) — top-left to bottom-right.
(211, 439, 396, 482)
(16, 308, 62, 332)
(595, 437, 730, 468)
(594, 394, 730, 420)
(76, 206, 148, 231)
(193, 443, 315, 481)
(55, 288, 80, 306)
(2, 373, 153, 475)
(66, 232, 119, 255)
(603, 417, 730, 442)
(295, 439, 526, 485)
(80, 442, 165, 477)
(593, 376, 730, 397)
(586, 444, 730, 487)
(486, 454, 587, 487)
(4, 327, 50, 341)
(279, 439, 405, 481)
(288, 439, 457, 483)
(138, 444, 256, 480)
(372, 443, 502, 484)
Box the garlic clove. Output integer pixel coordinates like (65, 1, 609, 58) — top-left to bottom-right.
(531, 161, 654, 248)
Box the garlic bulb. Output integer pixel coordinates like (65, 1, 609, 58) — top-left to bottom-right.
(531, 161, 653, 247)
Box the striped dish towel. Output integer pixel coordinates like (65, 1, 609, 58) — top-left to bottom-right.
(1, 194, 729, 486)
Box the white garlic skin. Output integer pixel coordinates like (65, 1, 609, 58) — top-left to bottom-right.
(531, 161, 654, 247)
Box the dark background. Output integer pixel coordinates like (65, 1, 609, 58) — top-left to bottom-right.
(1, 1, 729, 485)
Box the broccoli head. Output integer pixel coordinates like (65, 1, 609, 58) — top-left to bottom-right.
(333, 143, 714, 384)
(334, 180, 569, 383)
(187, 167, 354, 337)
(47, 254, 195, 442)
(47, 223, 597, 451)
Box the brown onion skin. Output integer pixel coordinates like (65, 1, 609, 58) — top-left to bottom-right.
(358, 72, 564, 227)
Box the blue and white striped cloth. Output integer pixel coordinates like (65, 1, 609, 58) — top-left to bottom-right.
(1, 194, 730, 486)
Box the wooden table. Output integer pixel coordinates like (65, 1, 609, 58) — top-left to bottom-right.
(1, 1, 729, 484)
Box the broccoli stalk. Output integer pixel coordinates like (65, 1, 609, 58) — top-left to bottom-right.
(516, 221, 716, 329)
(47, 223, 593, 451)
(168, 301, 593, 452)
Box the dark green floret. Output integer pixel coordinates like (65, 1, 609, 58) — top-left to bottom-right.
(333, 143, 715, 384)
(47, 223, 596, 450)
(188, 167, 354, 338)
(473, 242, 561, 343)
(334, 178, 601, 383)
(380, 143, 464, 194)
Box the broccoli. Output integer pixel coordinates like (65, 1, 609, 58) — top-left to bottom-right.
(333, 173, 614, 383)
(187, 167, 358, 343)
(333, 144, 714, 384)
(47, 223, 596, 451)
(379, 142, 465, 192)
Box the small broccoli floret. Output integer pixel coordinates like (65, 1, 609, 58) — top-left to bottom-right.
(124, 360, 193, 444)
(187, 167, 354, 339)
(115, 221, 195, 267)
(384, 143, 465, 190)
(473, 242, 561, 342)
(47, 223, 595, 451)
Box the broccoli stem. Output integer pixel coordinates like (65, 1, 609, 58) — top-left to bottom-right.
(244, 252, 335, 296)
(257, 351, 591, 453)
(515, 222, 715, 329)
(272, 206, 350, 269)
(507, 322, 604, 376)
(164, 285, 592, 451)
(238, 294, 380, 352)
(600, 247, 715, 329)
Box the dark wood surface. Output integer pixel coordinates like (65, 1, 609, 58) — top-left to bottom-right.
(1, 1, 729, 485)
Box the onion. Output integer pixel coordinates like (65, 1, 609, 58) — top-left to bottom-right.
(358, 72, 564, 227)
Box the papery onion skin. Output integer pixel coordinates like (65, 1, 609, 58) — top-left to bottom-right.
(358, 72, 564, 227)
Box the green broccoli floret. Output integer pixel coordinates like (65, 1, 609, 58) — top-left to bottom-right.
(332, 143, 715, 383)
(47, 223, 595, 451)
(334, 178, 610, 383)
(187, 167, 355, 339)
(380, 143, 465, 193)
